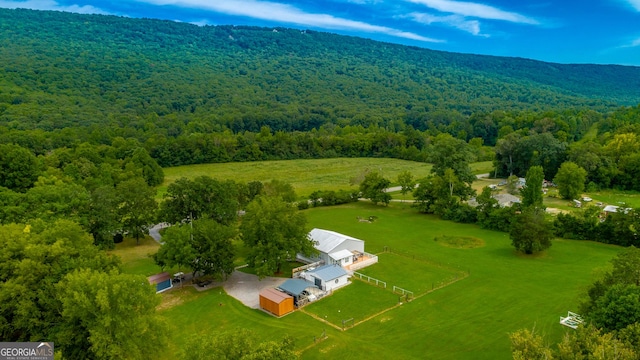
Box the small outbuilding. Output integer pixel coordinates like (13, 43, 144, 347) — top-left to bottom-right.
(148, 272, 173, 293)
(278, 278, 320, 307)
(259, 288, 294, 317)
(303, 264, 349, 292)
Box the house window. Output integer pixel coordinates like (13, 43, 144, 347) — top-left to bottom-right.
(335, 279, 339, 284)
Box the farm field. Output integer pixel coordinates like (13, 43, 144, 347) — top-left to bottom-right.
(116, 201, 624, 359)
(300, 202, 622, 359)
(160, 158, 433, 198)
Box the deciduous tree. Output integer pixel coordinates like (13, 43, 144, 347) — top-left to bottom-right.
(155, 219, 236, 279)
(554, 161, 587, 200)
(396, 170, 415, 201)
(359, 171, 391, 206)
(116, 177, 157, 244)
(56, 269, 167, 360)
(510, 207, 552, 254)
(240, 196, 315, 278)
(520, 166, 545, 209)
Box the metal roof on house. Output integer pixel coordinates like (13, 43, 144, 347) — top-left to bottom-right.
(260, 288, 293, 304)
(329, 249, 353, 261)
(307, 264, 348, 282)
(309, 228, 364, 254)
(278, 279, 317, 296)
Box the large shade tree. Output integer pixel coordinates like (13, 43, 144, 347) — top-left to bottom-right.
(155, 219, 236, 280)
(510, 207, 553, 254)
(520, 165, 545, 209)
(240, 196, 316, 278)
(554, 161, 587, 200)
(116, 177, 157, 244)
(56, 269, 168, 360)
(359, 171, 391, 206)
(159, 176, 239, 225)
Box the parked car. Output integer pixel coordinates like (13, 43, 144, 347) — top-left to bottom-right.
(582, 197, 593, 202)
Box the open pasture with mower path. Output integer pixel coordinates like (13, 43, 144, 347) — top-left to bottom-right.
(150, 201, 623, 359)
(298, 202, 621, 359)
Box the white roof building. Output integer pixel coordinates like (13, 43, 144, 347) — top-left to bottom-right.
(302, 228, 365, 267)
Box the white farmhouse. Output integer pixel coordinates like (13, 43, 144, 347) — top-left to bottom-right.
(306, 228, 365, 266)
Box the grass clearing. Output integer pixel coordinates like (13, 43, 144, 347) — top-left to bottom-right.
(358, 252, 464, 295)
(301, 202, 622, 359)
(303, 280, 399, 328)
(161, 158, 433, 198)
(109, 236, 163, 276)
(114, 199, 623, 359)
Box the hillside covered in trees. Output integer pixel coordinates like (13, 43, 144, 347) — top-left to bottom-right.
(2, 8, 640, 136)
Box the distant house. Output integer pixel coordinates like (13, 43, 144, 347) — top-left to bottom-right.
(301, 264, 349, 292)
(304, 228, 365, 266)
(259, 288, 294, 317)
(468, 193, 521, 208)
(148, 272, 172, 293)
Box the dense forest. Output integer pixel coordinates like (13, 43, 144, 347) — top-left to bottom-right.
(2, 8, 640, 134)
(1, 9, 640, 171)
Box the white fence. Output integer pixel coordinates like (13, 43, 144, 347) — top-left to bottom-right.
(353, 272, 387, 288)
(393, 286, 414, 298)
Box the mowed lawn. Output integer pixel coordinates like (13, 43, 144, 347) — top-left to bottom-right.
(303, 280, 399, 328)
(358, 252, 465, 295)
(300, 202, 622, 359)
(119, 201, 622, 359)
(160, 158, 433, 198)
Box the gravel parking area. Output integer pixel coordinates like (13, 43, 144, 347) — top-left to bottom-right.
(222, 271, 288, 309)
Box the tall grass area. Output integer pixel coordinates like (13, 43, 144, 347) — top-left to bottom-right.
(161, 158, 434, 198)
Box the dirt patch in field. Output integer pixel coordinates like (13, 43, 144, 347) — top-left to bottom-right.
(434, 235, 485, 249)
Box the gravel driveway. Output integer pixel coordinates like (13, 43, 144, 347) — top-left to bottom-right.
(222, 271, 288, 309)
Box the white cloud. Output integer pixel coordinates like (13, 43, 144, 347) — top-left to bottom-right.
(624, 0, 640, 11)
(136, 0, 443, 42)
(408, 12, 486, 36)
(626, 37, 640, 47)
(406, 0, 539, 24)
(0, 0, 110, 14)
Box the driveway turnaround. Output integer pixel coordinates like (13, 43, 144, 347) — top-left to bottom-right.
(223, 271, 288, 309)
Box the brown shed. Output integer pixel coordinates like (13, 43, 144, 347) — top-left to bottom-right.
(259, 288, 294, 317)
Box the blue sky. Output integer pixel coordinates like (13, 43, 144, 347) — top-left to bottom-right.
(2, 0, 640, 66)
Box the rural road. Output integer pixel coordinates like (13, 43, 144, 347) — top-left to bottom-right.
(384, 173, 489, 193)
(149, 223, 169, 244)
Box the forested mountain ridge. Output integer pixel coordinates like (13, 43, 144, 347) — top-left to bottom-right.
(1, 7, 639, 136)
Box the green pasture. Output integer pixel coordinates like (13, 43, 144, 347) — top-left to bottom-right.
(304, 280, 399, 329)
(159, 286, 340, 359)
(470, 161, 494, 175)
(586, 189, 640, 208)
(109, 236, 166, 276)
(112, 199, 623, 359)
(358, 252, 465, 295)
(160, 158, 433, 198)
(300, 202, 622, 359)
